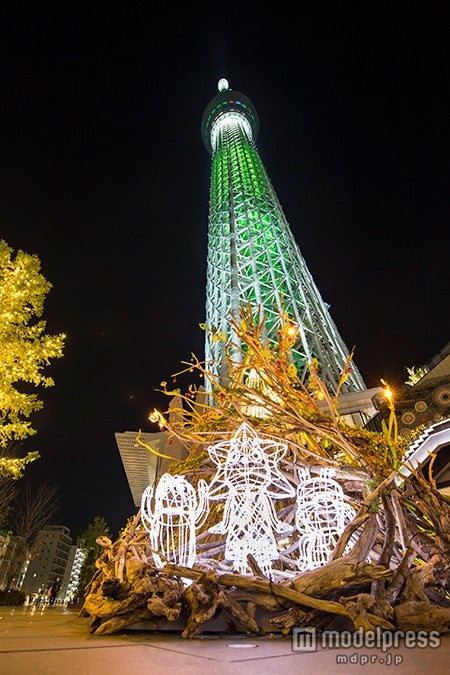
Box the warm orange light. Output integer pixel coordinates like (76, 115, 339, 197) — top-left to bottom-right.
(383, 386, 393, 400)
(286, 324, 297, 338)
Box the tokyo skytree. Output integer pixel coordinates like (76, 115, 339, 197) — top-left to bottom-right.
(201, 79, 365, 395)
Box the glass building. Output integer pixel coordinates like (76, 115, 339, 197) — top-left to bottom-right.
(201, 79, 366, 395)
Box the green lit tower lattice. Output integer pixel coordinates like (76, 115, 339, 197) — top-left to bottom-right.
(201, 79, 366, 395)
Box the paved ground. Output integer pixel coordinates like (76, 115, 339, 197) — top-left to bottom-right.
(0, 604, 449, 674)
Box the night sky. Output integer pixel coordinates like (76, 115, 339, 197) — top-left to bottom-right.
(1, 5, 448, 539)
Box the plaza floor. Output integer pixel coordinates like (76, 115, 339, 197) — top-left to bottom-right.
(0, 604, 449, 674)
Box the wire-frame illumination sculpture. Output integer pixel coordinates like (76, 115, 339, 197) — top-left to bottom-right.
(141, 473, 209, 569)
(207, 422, 295, 578)
(295, 467, 357, 571)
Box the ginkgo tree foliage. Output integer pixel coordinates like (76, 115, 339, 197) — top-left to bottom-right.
(0, 240, 65, 478)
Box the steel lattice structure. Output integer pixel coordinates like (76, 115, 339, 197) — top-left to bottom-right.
(201, 80, 365, 394)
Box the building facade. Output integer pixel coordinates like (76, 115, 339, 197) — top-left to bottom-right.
(21, 525, 72, 600)
(61, 545, 86, 603)
(0, 531, 27, 590)
(116, 395, 187, 506)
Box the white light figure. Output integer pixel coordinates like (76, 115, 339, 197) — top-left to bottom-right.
(207, 422, 295, 578)
(295, 467, 356, 572)
(141, 473, 208, 569)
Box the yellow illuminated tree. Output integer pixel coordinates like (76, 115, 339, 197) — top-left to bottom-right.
(0, 240, 65, 478)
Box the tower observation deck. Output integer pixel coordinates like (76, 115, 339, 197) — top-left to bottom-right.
(201, 79, 365, 395)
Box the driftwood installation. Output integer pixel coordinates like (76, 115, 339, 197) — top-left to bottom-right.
(80, 464, 450, 637)
(80, 308, 450, 637)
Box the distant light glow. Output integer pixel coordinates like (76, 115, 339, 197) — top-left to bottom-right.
(218, 78, 229, 92)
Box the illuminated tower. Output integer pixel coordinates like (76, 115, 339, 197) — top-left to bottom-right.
(201, 79, 365, 394)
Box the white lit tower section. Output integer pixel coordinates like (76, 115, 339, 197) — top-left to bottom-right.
(201, 79, 366, 395)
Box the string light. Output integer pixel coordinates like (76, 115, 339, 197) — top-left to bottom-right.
(0, 240, 65, 463)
